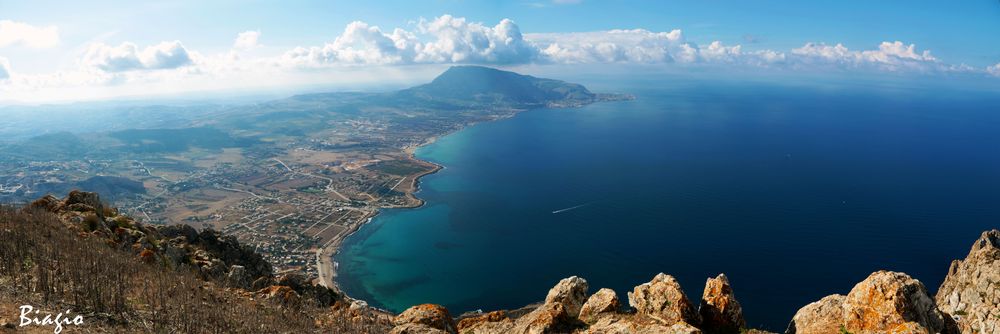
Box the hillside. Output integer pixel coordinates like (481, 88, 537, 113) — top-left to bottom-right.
(0, 191, 392, 333)
(1, 191, 997, 333)
(398, 66, 607, 107)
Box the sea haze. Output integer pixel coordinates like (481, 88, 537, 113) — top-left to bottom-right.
(336, 77, 1000, 330)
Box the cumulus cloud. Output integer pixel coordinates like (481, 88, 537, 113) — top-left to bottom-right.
(527, 29, 785, 66)
(791, 41, 940, 72)
(0, 57, 10, 80)
(529, 29, 685, 63)
(0, 20, 60, 48)
(81, 41, 194, 72)
(234, 30, 261, 50)
(280, 15, 536, 66)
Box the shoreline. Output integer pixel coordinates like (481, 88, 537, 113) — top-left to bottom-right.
(312, 96, 631, 309)
(314, 130, 450, 298)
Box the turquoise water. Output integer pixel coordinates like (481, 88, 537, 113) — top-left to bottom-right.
(336, 79, 1000, 330)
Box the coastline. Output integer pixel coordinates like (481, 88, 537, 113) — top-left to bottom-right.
(314, 131, 448, 296)
(313, 95, 633, 308)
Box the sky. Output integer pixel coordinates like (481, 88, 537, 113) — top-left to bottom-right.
(1, 0, 999, 103)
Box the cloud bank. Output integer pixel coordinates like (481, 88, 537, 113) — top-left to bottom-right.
(275, 16, 956, 74)
(0, 20, 60, 48)
(1, 15, 997, 102)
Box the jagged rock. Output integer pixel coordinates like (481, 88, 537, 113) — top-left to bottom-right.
(544, 276, 589, 318)
(786, 295, 845, 334)
(787, 271, 958, 334)
(162, 238, 187, 267)
(226, 265, 250, 288)
(699, 274, 745, 334)
(580, 288, 620, 323)
(936, 229, 1000, 334)
(843, 271, 956, 333)
(27, 194, 61, 212)
(509, 302, 573, 334)
(257, 285, 301, 306)
(585, 315, 702, 334)
(394, 304, 457, 334)
(456, 311, 513, 333)
(391, 323, 451, 334)
(64, 190, 104, 217)
(628, 273, 700, 325)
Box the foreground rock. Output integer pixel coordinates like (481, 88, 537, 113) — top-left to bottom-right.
(579, 288, 620, 323)
(629, 273, 701, 326)
(699, 274, 746, 334)
(393, 304, 457, 334)
(787, 271, 958, 334)
(545, 276, 590, 318)
(786, 295, 845, 334)
(936, 229, 1000, 334)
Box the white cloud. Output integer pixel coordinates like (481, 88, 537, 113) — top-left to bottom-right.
(988, 63, 1000, 77)
(3, 14, 999, 104)
(791, 41, 940, 72)
(528, 29, 786, 66)
(234, 30, 261, 50)
(529, 29, 685, 63)
(0, 57, 10, 80)
(0, 20, 60, 48)
(82, 41, 195, 72)
(280, 15, 537, 66)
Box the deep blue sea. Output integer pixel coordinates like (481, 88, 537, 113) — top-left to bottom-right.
(336, 78, 1000, 330)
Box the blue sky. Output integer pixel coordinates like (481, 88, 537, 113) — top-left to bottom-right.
(1, 0, 999, 102)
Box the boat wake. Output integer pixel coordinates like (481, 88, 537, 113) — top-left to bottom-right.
(552, 203, 591, 214)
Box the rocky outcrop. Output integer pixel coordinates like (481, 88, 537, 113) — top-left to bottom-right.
(393, 304, 457, 334)
(456, 311, 512, 333)
(936, 229, 1000, 334)
(544, 276, 589, 318)
(257, 285, 301, 306)
(786, 295, 845, 334)
(787, 271, 958, 334)
(629, 273, 701, 326)
(23, 192, 343, 308)
(699, 274, 745, 334)
(579, 288, 620, 323)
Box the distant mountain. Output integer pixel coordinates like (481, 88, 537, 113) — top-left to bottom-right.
(397, 66, 629, 108)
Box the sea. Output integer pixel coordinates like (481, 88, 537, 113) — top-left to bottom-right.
(335, 74, 1000, 330)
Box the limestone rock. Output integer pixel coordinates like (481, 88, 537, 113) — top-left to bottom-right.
(456, 311, 512, 333)
(628, 273, 700, 325)
(394, 304, 457, 334)
(544, 276, 589, 318)
(787, 271, 958, 334)
(585, 314, 702, 334)
(391, 323, 451, 334)
(64, 190, 105, 217)
(936, 229, 1000, 334)
(699, 274, 745, 334)
(508, 302, 573, 334)
(257, 285, 300, 306)
(580, 288, 620, 323)
(842, 271, 956, 334)
(786, 295, 845, 334)
(225, 265, 250, 289)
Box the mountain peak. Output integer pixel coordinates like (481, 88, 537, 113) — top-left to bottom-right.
(403, 66, 598, 107)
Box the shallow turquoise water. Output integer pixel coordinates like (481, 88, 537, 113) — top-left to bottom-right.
(336, 79, 1000, 330)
